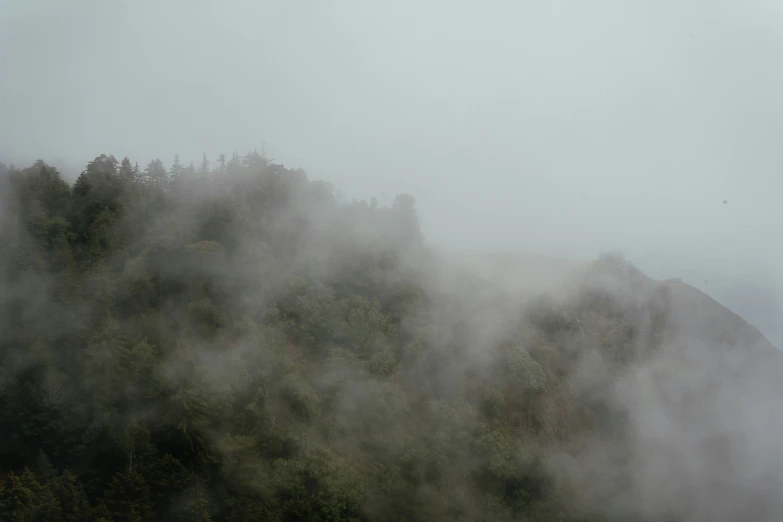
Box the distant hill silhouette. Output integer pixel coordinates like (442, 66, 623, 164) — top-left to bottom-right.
(446, 249, 779, 351)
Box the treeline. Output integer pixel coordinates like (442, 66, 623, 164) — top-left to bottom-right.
(0, 151, 667, 521)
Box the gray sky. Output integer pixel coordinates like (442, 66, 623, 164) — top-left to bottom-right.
(2, 0, 782, 337)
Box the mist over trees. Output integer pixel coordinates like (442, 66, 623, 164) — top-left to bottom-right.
(0, 152, 780, 522)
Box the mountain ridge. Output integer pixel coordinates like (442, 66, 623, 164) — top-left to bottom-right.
(445, 248, 778, 353)
(1, 156, 780, 522)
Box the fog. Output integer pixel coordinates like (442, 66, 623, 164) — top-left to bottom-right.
(4, 0, 782, 269)
(2, 0, 782, 334)
(2, 4, 783, 519)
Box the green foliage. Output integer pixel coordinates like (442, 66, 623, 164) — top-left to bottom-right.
(0, 471, 38, 522)
(161, 386, 214, 455)
(279, 374, 321, 421)
(0, 152, 637, 522)
(51, 471, 92, 522)
(482, 388, 507, 420)
(368, 348, 397, 376)
(340, 296, 394, 356)
(0, 468, 63, 522)
(272, 449, 364, 522)
(507, 345, 547, 393)
(169, 482, 213, 522)
(103, 470, 152, 522)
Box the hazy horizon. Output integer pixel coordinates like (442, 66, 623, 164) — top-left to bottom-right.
(2, 0, 781, 342)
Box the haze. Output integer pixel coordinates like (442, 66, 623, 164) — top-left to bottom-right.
(2, 0, 781, 343)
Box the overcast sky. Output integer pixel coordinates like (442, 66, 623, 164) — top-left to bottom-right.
(2, 0, 782, 335)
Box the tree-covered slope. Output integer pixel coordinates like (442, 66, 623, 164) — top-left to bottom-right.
(0, 153, 778, 522)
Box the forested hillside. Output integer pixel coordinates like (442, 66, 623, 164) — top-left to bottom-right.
(0, 153, 779, 522)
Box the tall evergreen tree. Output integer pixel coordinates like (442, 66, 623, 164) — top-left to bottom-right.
(199, 153, 210, 177)
(169, 154, 184, 186)
(143, 159, 168, 188)
(119, 157, 135, 183)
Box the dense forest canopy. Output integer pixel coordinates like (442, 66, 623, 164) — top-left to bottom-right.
(0, 152, 780, 522)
